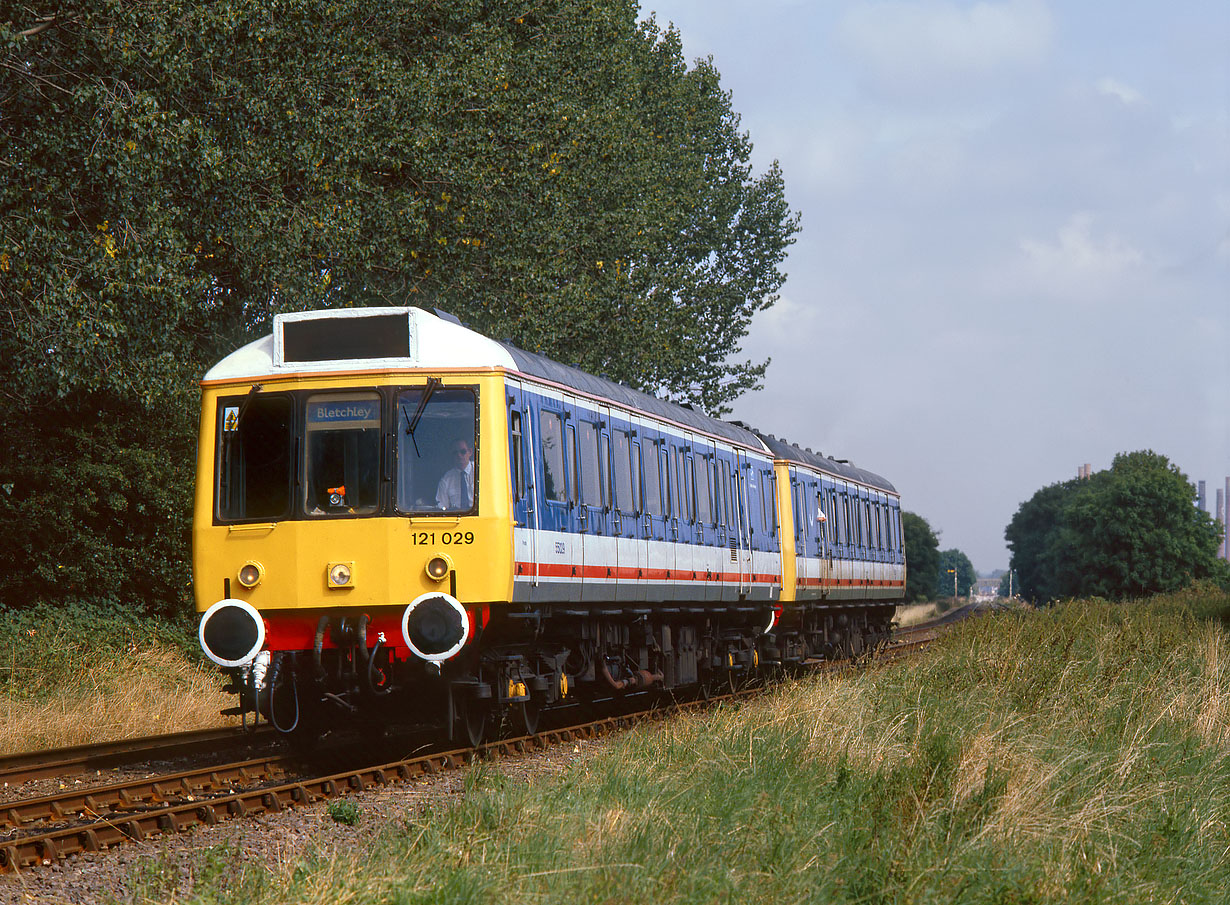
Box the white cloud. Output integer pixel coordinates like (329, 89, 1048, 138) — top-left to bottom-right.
(839, 0, 1052, 81)
(1018, 213, 1145, 298)
(1095, 77, 1145, 106)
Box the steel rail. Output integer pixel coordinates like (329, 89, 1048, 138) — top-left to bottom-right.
(0, 725, 275, 786)
(0, 709, 692, 872)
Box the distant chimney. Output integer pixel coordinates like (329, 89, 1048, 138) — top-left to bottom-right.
(1077, 463, 1092, 480)
(1217, 488, 1226, 560)
(1198, 480, 1207, 511)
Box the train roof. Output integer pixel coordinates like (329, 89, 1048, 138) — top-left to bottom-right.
(753, 433, 898, 495)
(493, 344, 762, 448)
(202, 307, 894, 491)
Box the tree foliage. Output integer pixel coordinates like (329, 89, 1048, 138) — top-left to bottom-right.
(901, 511, 940, 603)
(935, 549, 976, 599)
(0, 1, 799, 614)
(1005, 451, 1227, 602)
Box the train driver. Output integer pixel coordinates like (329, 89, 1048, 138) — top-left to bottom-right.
(436, 439, 476, 511)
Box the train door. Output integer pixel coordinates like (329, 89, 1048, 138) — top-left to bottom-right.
(575, 408, 613, 603)
(733, 450, 752, 597)
(834, 482, 850, 602)
(790, 467, 810, 598)
(816, 479, 833, 595)
(506, 381, 539, 601)
(534, 396, 579, 602)
(672, 435, 697, 600)
(637, 420, 671, 602)
(610, 415, 644, 603)
(753, 462, 779, 601)
(694, 440, 720, 603)
(715, 452, 734, 602)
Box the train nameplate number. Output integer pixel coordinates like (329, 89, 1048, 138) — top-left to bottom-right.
(411, 531, 475, 545)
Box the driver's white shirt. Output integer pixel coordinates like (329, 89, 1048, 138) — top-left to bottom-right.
(436, 462, 474, 510)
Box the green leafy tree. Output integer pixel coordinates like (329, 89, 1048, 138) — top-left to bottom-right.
(1004, 480, 1076, 603)
(0, 1, 799, 614)
(901, 511, 940, 603)
(1005, 451, 1226, 602)
(935, 549, 976, 600)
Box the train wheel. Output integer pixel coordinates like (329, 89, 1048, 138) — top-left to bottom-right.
(458, 698, 489, 748)
(516, 699, 542, 736)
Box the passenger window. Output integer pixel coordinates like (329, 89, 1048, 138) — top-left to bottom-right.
(662, 446, 674, 518)
(695, 457, 712, 525)
(768, 470, 777, 535)
(306, 392, 382, 517)
(510, 411, 524, 501)
(566, 424, 579, 505)
(539, 411, 566, 502)
(599, 432, 611, 508)
(631, 440, 642, 513)
(577, 421, 601, 507)
(613, 429, 632, 510)
(718, 459, 728, 523)
(683, 450, 693, 518)
(642, 441, 662, 516)
(216, 393, 293, 521)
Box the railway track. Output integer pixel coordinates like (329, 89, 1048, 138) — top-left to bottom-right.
(0, 725, 278, 787)
(0, 612, 964, 874)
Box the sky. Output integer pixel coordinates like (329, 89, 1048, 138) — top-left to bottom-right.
(639, 0, 1230, 572)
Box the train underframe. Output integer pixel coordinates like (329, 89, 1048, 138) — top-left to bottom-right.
(228, 601, 897, 746)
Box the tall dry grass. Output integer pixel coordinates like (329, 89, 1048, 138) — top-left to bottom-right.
(0, 605, 233, 754)
(123, 585, 1230, 904)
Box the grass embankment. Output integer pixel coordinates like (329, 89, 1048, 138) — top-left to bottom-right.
(125, 585, 1230, 904)
(0, 604, 233, 754)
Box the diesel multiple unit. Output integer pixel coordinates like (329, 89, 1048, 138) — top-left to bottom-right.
(194, 307, 905, 742)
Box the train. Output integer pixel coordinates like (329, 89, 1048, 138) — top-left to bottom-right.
(193, 307, 905, 743)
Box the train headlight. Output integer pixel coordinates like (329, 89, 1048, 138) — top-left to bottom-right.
(237, 562, 263, 589)
(425, 555, 451, 581)
(327, 562, 354, 588)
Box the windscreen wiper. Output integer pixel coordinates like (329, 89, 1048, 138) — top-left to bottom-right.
(403, 377, 440, 457)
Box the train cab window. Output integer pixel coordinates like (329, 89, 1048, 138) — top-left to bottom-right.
(304, 392, 382, 517)
(216, 393, 293, 521)
(395, 386, 477, 514)
(538, 411, 566, 503)
(642, 441, 663, 517)
(577, 421, 601, 507)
